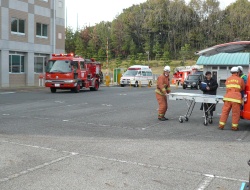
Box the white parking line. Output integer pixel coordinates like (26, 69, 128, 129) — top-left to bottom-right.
(0, 154, 76, 183)
(0, 140, 79, 183)
(0, 92, 15, 95)
(196, 175, 214, 190)
(0, 140, 247, 185)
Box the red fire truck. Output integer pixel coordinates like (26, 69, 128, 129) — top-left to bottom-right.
(172, 66, 202, 86)
(45, 53, 102, 93)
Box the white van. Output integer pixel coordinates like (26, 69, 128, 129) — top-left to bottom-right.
(120, 65, 153, 87)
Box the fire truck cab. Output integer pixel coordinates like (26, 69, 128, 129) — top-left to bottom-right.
(45, 53, 102, 93)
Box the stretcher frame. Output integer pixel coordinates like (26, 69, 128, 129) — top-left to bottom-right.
(168, 93, 224, 125)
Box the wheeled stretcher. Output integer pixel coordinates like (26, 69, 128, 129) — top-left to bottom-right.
(168, 93, 224, 125)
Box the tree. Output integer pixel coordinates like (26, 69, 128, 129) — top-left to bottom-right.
(75, 32, 84, 56)
(180, 44, 191, 63)
(65, 27, 76, 54)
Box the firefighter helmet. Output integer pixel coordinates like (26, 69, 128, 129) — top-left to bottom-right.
(230, 67, 239, 73)
(163, 66, 171, 72)
(238, 66, 243, 72)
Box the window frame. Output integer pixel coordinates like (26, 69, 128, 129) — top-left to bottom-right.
(11, 17, 25, 35)
(36, 23, 48, 38)
(9, 54, 25, 73)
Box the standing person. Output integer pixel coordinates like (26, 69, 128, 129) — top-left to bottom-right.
(200, 71, 218, 118)
(238, 66, 247, 110)
(155, 66, 171, 121)
(238, 66, 248, 84)
(219, 67, 245, 131)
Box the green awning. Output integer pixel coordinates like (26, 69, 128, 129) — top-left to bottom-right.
(196, 53, 250, 65)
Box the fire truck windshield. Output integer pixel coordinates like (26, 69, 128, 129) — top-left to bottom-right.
(46, 60, 72, 73)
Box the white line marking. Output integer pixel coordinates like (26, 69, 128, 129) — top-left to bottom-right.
(0, 140, 79, 183)
(196, 175, 214, 190)
(0, 154, 76, 183)
(55, 101, 64, 103)
(0, 92, 15, 95)
(2, 114, 10, 116)
(0, 140, 248, 185)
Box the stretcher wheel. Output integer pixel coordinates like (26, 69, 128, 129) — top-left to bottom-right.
(185, 117, 189, 122)
(179, 117, 184, 123)
(203, 121, 208, 126)
(209, 119, 213, 124)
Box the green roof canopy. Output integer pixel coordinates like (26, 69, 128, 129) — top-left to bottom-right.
(196, 53, 250, 65)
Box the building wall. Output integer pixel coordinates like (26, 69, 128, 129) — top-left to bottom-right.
(0, 0, 65, 87)
(9, 74, 26, 87)
(203, 65, 249, 87)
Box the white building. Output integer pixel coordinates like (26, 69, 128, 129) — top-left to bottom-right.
(0, 0, 65, 87)
(196, 53, 249, 87)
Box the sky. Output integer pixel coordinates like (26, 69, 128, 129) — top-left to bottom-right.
(65, 0, 236, 30)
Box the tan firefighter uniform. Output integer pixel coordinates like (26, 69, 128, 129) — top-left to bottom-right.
(219, 67, 245, 130)
(155, 73, 171, 120)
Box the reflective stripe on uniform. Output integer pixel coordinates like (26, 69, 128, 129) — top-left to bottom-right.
(241, 74, 247, 78)
(158, 114, 164, 116)
(166, 87, 171, 91)
(219, 121, 225, 126)
(162, 88, 166, 92)
(226, 84, 241, 89)
(223, 97, 242, 104)
(155, 89, 165, 96)
(232, 123, 238, 127)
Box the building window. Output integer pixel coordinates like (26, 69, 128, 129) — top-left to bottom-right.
(34, 57, 46, 73)
(212, 66, 218, 70)
(11, 18, 25, 34)
(9, 54, 25, 73)
(58, 33, 62, 39)
(220, 66, 227, 70)
(36, 23, 48, 38)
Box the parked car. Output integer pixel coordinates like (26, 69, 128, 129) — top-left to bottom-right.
(183, 74, 204, 89)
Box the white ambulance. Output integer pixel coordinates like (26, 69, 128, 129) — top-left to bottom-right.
(120, 65, 153, 87)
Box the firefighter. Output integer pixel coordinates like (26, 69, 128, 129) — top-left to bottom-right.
(219, 66, 245, 131)
(155, 66, 171, 121)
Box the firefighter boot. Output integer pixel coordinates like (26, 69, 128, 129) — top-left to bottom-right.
(158, 117, 167, 121)
(218, 125, 224, 130)
(231, 127, 239, 131)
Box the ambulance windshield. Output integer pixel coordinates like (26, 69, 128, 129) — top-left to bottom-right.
(123, 70, 138, 76)
(46, 60, 71, 73)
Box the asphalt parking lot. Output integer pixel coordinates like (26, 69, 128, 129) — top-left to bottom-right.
(0, 85, 249, 190)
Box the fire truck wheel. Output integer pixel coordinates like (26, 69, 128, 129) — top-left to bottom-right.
(74, 84, 80, 93)
(50, 88, 56, 93)
(120, 84, 125, 87)
(90, 81, 99, 91)
(183, 85, 186, 89)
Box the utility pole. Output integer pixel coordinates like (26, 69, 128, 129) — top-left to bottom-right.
(146, 51, 149, 66)
(106, 37, 109, 73)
